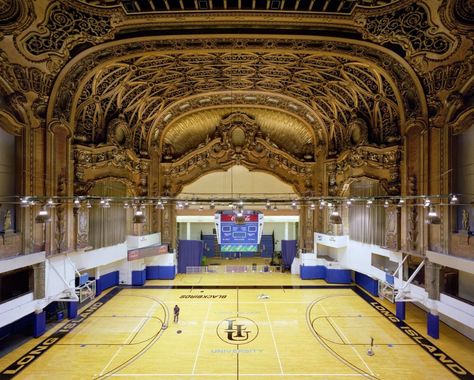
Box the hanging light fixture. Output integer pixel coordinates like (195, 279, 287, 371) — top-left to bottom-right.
(426, 205, 441, 225)
(132, 209, 146, 224)
(329, 208, 342, 224)
(35, 207, 51, 224)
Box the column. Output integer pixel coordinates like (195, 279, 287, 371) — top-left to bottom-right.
(186, 222, 191, 240)
(425, 261, 441, 339)
(284, 222, 289, 240)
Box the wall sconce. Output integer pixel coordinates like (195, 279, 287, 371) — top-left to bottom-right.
(426, 205, 441, 225)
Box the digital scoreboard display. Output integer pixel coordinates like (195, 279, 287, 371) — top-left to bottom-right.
(215, 212, 264, 252)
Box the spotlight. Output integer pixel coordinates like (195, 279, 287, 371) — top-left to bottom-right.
(266, 200, 271, 210)
(426, 205, 441, 225)
(74, 198, 81, 208)
(35, 208, 51, 224)
(199, 205, 204, 212)
(291, 200, 297, 209)
(47, 198, 55, 208)
(310, 202, 315, 210)
(450, 194, 458, 204)
(329, 210, 342, 224)
(20, 198, 30, 208)
(124, 202, 130, 209)
(86, 200, 92, 208)
(346, 199, 352, 206)
(424, 198, 431, 208)
(132, 209, 146, 224)
(384, 200, 389, 208)
(366, 199, 373, 208)
(398, 199, 405, 207)
(210, 200, 215, 210)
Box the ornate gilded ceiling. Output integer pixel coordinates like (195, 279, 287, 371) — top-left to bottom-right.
(70, 44, 407, 157)
(79, 0, 399, 14)
(0, 0, 472, 196)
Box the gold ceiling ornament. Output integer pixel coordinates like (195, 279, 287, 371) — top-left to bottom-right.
(161, 111, 315, 196)
(64, 38, 410, 159)
(162, 107, 314, 159)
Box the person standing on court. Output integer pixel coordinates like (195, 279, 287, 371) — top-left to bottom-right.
(173, 304, 180, 323)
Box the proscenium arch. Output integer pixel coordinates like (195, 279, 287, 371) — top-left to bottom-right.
(46, 34, 428, 147)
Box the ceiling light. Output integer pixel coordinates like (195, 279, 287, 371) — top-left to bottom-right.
(35, 208, 51, 224)
(132, 209, 146, 224)
(426, 205, 441, 225)
(329, 210, 342, 224)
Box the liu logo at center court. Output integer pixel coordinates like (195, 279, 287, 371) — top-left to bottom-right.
(217, 316, 258, 345)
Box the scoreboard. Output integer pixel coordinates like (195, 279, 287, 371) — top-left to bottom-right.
(215, 212, 264, 252)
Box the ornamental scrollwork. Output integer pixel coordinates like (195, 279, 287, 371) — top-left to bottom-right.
(328, 145, 401, 196)
(361, 3, 453, 58)
(74, 144, 150, 196)
(22, 1, 115, 58)
(69, 41, 405, 158)
(162, 112, 314, 195)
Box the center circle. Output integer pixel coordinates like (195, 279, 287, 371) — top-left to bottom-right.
(216, 316, 259, 345)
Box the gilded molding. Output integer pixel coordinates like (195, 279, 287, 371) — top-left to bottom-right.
(19, 0, 116, 60)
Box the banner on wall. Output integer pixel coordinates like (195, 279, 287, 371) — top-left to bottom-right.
(127, 244, 168, 261)
(215, 211, 264, 252)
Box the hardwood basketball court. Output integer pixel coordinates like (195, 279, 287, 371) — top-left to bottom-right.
(1, 270, 473, 379)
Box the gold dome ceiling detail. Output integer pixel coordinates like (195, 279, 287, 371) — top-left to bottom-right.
(163, 107, 314, 157)
(71, 44, 405, 156)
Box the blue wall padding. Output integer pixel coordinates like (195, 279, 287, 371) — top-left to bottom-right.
(147, 266, 176, 280)
(396, 302, 406, 320)
(0, 313, 33, 341)
(67, 301, 78, 319)
(355, 272, 379, 296)
(301, 266, 352, 283)
(427, 313, 439, 339)
(33, 311, 46, 338)
(99, 271, 119, 292)
(326, 268, 352, 283)
(132, 269, 146, 286)
(300, 265, 327, 279)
